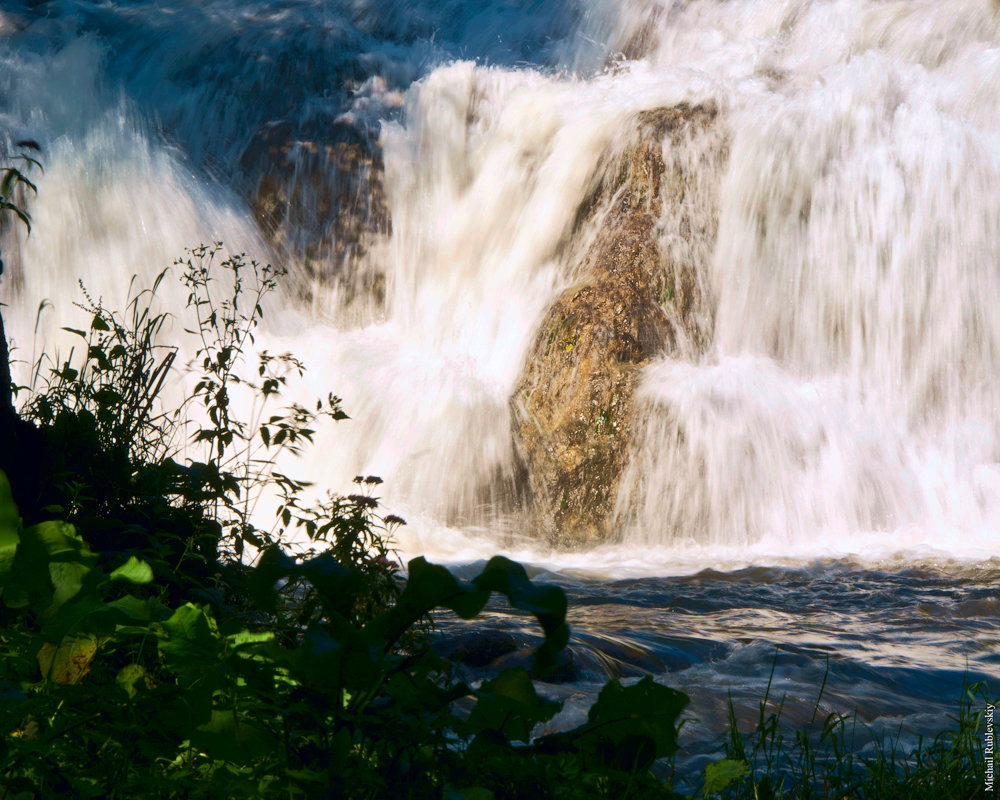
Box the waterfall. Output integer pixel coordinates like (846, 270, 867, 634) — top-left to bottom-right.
(2, 0, 1000, 571)
(617, 0, 1000, 561)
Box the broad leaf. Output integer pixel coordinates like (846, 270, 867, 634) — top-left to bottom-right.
(703, 758, 748, 796)
(0, 471, 20, 590)
(48, 561, 91, 610)
(583, 676, 688, 758)
(539, 676, 689, 771)
(466, 668, 560, 743)
(116, 664, 149, 698)
(190, 709, 279, 766)
(38, 634, 98, 685)
(159, 603, 221, 672)
(110, 556, 154, 584)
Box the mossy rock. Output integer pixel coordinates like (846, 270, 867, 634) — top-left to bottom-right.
(512, 103, 721, 547)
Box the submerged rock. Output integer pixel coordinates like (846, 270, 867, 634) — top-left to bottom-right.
(512, 104, 722, 547)
(432, 630, 520, 668)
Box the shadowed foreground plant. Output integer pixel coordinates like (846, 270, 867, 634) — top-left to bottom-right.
(0, 468, 693, 800)
(15, 246, 357, 598)
(2, 248, 697, 798)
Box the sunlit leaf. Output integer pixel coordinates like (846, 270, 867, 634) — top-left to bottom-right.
(159, 603, 221, 670)
(110, 556, 154, 584)
(116, 664, 149, 698)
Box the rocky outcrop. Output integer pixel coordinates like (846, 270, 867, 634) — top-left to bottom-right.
(240, 118, 389, 307)
(512, 104, 722, 548)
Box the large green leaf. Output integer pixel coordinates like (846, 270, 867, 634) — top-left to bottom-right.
(401, 558, 491, 619)
(110, 555, 154, 584)
(366, 557, 490, 647)
(295, 551, 362, 618)
(23, 519, 90, 562)
(2, 520, 93, 616)
(474, 556, 570, 677)
(0, 470, 20, 591)
(116, 664, 149, 699)
(37, 634, 98, 684)
(247, 544, 297, 613)
(36, 594, 108, 642)
(474, 557, 567, 636)
(48, 561, 91, 610)
(106, 594, 154, 622)
(370, 557, 570, 676)
(702, 758, 748, 797)
(584, 676, 688, 756)
(159, 603, 221, 672)
(189, 709, 280, 766)
(539, 676, 689, 771)
(227, 630, 275, 648)
(466, 668, 560, 743)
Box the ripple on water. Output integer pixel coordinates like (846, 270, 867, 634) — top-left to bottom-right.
(432, 558, 999, 766)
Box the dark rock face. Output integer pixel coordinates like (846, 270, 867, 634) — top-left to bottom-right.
(512, 104, 721, 548)
(431, 629, 671, 684)
(432, 630, 520, 668)
(239, 119, 389, 306)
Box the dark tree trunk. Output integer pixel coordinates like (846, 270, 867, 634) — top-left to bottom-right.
(0, 306, 48, 517)
(0, 306, 18, 487)
(0, 307, 14, 441)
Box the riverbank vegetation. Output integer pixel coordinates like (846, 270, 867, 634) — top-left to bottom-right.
(0, 171, 994, 796)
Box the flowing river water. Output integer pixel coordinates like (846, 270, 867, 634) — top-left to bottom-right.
(1, 0, 998, 769)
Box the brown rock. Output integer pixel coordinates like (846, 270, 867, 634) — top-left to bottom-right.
(512, 104, 721, 547)
(240, 119, 389, 307)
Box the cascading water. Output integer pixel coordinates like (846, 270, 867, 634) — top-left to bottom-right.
(1, 0, 997, 762)
(614, 0, 1000, 565)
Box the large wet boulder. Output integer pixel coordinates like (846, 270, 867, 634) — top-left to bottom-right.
(512, 104, 720, 547)
(239, 117, 390, 306)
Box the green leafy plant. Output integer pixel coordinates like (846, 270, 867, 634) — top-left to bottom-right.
(2, 240, 990, 800)
(0, 139, 41, 239)
(15, 247, 365, 600)
(175, 244, 347, 562)
(4, 250, 690, 798)
(23, 271, 178, 466)
(0, 465, 692, 799)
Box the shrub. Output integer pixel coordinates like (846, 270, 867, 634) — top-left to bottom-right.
(0, 466, 692, 799)
(0, 251, 695, 798)
(15, 246, 370, 602)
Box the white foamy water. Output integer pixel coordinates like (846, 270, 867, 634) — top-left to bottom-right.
(613, 0, 1000, 566)
(2, 0, 1000, 576)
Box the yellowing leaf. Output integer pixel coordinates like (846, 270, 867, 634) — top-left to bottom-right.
(38, 634, 98, 685)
